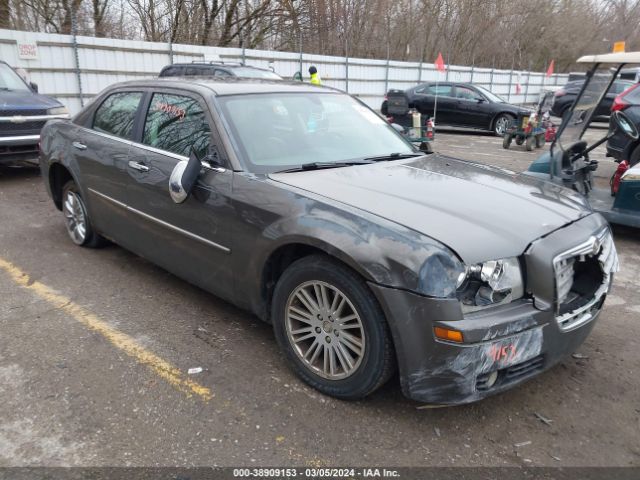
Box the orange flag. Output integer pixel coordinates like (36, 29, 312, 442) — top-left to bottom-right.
(546, 60, 555, 77)
(435, 52, 446, 73)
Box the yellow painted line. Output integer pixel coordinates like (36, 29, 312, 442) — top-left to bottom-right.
(0, 256, 212, 402)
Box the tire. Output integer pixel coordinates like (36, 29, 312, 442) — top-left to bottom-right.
(271, 255, 395, 400)
(380, 100, 388, 116)
(525, 135, 535, 151)
(535, 134, 545, 148)
(502, 134, 512, 149)
(62, 180, 107, 248)
(493, 114, 514, 136)
(610, 172, 616, 197)
(515, 137, 524, 146)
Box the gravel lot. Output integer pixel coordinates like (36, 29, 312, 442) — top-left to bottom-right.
(1, 126, 639, 468)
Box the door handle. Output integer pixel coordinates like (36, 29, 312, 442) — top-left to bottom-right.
(128, 161, 150, 172)
(72, 141, 87, 150)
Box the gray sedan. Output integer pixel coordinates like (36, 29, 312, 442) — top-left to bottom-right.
(39, 78, 617, 404)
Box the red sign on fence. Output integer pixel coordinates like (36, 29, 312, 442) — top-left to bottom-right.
(17, 42, 39, 60)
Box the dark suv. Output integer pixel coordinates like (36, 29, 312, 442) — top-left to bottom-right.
(607, 83, 640, 166)
(159, 62, 282, 80)
(551, 79, 634, 118)
(0, 61, 70, 166)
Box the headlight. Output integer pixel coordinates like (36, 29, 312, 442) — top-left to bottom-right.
(417, 251, 466, 298)
(47, 106, 68, 116)
(456, 257, 524, 312)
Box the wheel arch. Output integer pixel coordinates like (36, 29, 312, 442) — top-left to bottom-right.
(259, 239, 375, 323)
(48, 162, 76, 211)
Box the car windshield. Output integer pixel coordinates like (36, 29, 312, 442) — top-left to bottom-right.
(556, 67, 615, 150)
(232, 68, 282, 79)
(0, 63, 30, 91)
(475, 85, 506, 103)
(218, 92, 415, 173)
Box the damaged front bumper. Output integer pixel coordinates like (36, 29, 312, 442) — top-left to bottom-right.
(369, 213, 615, 405)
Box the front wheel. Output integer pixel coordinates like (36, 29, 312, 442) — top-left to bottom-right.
(525, 135, 535, 151)
(535, 134, 545, 148)
(493, 114, 514, 136)
(502, 134, 512, 149)
(62, 180, 107, 248)
(272, 255, 395, 400)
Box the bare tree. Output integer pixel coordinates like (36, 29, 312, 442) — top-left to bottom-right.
(6, 0, 640, 70)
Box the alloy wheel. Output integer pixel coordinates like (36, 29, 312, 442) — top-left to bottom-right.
(495, 116, 510, 135)
(285, 280, 366, 380)
(63, 190, 88, 245)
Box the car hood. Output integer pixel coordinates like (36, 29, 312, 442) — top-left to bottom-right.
(0, 90, 62, 111)
(269, 154, 591, 264)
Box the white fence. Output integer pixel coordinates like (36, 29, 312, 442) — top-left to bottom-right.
(1, 28, 569, 114)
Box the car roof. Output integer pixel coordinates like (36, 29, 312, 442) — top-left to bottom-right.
(164, 63, 267, 70)
(106, 77, 339, 96)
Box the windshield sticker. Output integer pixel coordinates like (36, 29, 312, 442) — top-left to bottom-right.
(352, 104, 384, 125)
(155, 101, 186, 121)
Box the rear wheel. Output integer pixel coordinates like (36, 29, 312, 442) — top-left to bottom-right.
(62, 180, 107, 248)
(535, 134, 545, 148)
(493, 114, 514, 136)
(272, 255, 395, 400)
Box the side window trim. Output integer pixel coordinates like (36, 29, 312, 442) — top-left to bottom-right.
(131, 91, 153, 143)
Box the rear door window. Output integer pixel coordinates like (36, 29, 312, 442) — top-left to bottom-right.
(428, 84, 453, 97)
(214, 69, 233, 78)
(455, 86, 483, 101)
(185, 66, 208, 76)
(142, 93, 211, 158)
(93, 91, 143, 139)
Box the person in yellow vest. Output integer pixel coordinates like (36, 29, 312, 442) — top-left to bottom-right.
(309, 66, 322, 85)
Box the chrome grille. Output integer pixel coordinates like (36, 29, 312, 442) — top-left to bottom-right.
(555, 257, 575, 304)
(0, 108, 48, 116)
(553, 227, 618, 332)
(0, 121, 46, 136)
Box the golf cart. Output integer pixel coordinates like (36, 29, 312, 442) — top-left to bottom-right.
(503, 91, 556, 151)
(526, 52, 640, 228)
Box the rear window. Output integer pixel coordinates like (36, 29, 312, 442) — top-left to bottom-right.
(160, 66, 184, 77)
(613, 81, 635, 94)
(93, 91, 143, 139)
(622, 84, 640, 103)
(228, 67, 281, 79)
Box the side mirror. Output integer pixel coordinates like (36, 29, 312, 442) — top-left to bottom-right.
(169, 150, 202, 204)
(29, 82, 38, 92)
(611, 110, 639, 141)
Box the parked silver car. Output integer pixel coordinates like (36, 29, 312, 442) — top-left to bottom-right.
(39, 78, 617, 404)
